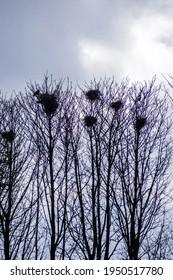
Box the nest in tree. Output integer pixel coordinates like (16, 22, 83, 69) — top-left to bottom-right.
(135, 117, 147, 130)
(110, 100, 123, 111)
(85, 89, 100, 101)
(1, 130, 16, 141)
(84, 115, 97, 127)
(37, 93, 58, 115)
(33, 89, 40, 96)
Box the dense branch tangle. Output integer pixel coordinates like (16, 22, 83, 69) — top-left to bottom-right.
(0, 76, 172, 259)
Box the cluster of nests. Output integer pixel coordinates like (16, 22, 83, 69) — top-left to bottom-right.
(84, 89, 147, 129)
(33, 89, 147, 130)
(33, 90, 58, 116)
(0, 130, 16, 142)
(84, 89, 124, 127)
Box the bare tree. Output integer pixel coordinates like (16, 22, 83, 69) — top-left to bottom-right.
(69, 78, 128, 259)
(19, 75, 75, 259)
(0, 94, 36, 259)
(112, 78, 173, 259)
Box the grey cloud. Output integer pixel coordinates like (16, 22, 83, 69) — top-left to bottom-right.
(160, 37, 173, 48)
(0, 0, 173, 93)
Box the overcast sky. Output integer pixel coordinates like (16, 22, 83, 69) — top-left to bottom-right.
(0, 0, 173, 94)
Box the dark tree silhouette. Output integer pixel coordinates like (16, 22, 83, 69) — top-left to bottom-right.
(19, 76, 76, 259)
(0, 95, 37, 259)
(0, 75, 173, 260)
(112, 78, 173, 259)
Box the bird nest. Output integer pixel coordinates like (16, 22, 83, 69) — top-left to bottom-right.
(84, 115, 97, 127)
(110, 100, 123, 111)
(85, 89, 100, 101)
(37, 94, 58, 115)
(135, 117, 147, 130)
(1, 130, 16, 141)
